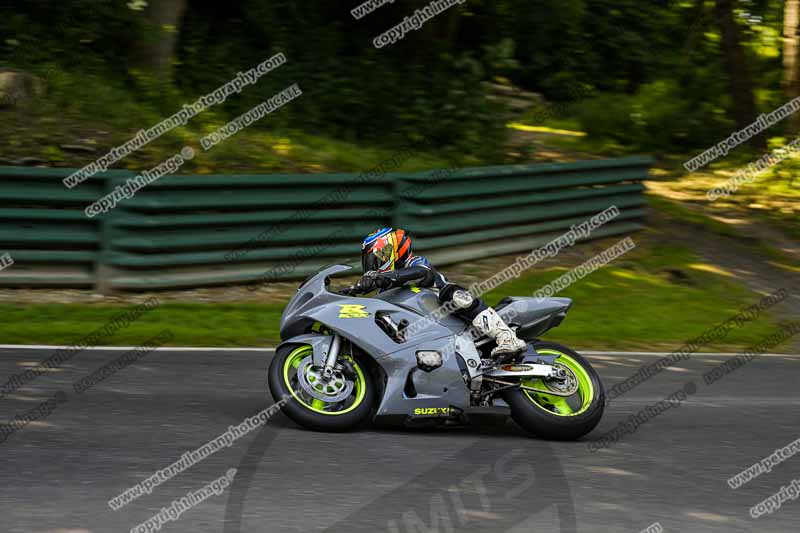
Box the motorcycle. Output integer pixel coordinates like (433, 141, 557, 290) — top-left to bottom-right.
(268, 264, 605, 440)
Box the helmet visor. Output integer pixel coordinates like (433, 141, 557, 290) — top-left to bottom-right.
(362, 252, 381, 273)
(362, 238, 394, 272)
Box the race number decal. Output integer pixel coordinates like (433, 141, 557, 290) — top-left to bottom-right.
(339, 304, 370, 318)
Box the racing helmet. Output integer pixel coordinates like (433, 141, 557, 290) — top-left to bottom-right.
(361, 227, 412, 272)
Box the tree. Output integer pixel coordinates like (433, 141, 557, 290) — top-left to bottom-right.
(715, 0, 763, 146)
(784, 0, 800, 131)
(132, 0, 189, 83)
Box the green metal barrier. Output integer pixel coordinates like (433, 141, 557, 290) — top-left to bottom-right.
(0, 156, 652, 290)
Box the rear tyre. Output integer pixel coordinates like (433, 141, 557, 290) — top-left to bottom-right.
(268, 343, 376, 432)
(502, 341, 604, 440)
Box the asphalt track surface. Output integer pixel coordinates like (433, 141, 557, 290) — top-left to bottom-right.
(1, 347, 799, 533)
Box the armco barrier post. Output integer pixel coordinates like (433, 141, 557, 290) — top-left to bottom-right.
(95, 174, 131, 293)
(390, 176, 405, 229)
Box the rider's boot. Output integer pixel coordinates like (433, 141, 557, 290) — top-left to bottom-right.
(471, 307, 527, 358)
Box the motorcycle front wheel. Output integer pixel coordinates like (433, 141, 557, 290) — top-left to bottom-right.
(268, 343, 376, 432)
(502, 341, 605, 440)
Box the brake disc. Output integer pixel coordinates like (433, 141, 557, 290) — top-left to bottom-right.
(541, 362, 579, 396)
(295, 356, 354, 403)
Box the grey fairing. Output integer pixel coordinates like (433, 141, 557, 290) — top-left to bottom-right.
(373, 287, 467, 333)
(279, 264, 350, 342)
(374, 337, 470, 415)
(278, 265, 472, 415)
(497, 296, 572, 339)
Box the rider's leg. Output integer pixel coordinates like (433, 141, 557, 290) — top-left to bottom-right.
(438, 284, 526, 357)
(470, 307, 527, 357)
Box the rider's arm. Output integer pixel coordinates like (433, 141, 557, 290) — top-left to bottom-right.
(404, 256, 448, 289)
(360, 266, 433, 291)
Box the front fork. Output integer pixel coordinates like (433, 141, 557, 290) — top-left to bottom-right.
(321, 334, 342, 380)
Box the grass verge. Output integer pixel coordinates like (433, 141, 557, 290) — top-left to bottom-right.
(0, 243, 785, 351)
(482, 243, 783, 351)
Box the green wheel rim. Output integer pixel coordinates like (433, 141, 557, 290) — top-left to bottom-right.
(522, 349, 594, 417)
(283, 345, 367, 416)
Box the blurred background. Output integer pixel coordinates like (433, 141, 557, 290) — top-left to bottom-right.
(1, 0, 797, 170)
(0, 0, 796, 353)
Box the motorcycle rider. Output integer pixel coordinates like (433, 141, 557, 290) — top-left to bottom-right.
(354, 227, 527, 357)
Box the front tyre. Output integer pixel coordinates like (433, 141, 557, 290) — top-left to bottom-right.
(502, 341, 604, 440)
(268, 344, 376, 432)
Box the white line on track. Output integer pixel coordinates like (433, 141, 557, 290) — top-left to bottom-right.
(0, 346, 797, 356)
(581, 351, 799, 357)
(0, 345, 274, 352)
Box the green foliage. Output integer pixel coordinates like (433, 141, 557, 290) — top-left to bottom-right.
(0, 0, 792, 160)
(576, 79, 736, 153)
(0, 1, 144, 75)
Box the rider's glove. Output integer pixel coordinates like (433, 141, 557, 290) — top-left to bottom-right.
(363, 270, 394, 290)
(359, 271, 377, 291)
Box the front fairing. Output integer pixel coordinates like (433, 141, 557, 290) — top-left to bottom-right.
(279, 264, 353, 339)
(279, 265, 457, 355)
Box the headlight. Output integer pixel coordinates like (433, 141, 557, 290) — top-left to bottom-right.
(416, 351, 443, 372)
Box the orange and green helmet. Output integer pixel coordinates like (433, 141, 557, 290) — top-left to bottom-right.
(361, 227, 412, 272)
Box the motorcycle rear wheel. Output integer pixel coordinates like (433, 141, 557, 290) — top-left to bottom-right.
(502, 341, 604, 440)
